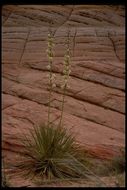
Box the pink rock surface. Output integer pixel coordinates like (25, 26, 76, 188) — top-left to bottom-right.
(2, 5, 125, 187)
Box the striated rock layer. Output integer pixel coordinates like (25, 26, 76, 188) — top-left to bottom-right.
(2, 5, 125, 182)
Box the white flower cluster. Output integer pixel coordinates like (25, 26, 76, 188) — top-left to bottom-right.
(50, 73, 56, 88)
(46, 33, 54, 63)
(46, 32, 56, 89)
(61, 45, 71, 89)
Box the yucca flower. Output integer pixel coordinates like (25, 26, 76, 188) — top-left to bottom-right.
(46, 29, 56, 126)
(59, 29, 71, 127)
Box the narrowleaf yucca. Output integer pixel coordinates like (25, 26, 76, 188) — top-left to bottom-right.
(17, 29, 92, 182)
(16, 29, 107, 187)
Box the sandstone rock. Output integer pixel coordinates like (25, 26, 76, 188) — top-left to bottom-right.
(2, 5, 125, 187)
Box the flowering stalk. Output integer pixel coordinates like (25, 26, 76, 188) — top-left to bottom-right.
(59, 30, 71, 127)
(46, 30, 56, 126)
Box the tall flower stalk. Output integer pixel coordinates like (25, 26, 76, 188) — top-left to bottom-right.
(59, 29, 71, 127)
(46, 29, 56, 127)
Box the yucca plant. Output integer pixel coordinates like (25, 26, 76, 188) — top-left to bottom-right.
(16, 28, 106, 187)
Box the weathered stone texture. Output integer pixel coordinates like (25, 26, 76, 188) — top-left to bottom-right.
(2, 6, 125, 183)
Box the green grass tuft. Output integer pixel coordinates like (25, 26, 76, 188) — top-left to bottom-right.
(17, 123, 91, 180)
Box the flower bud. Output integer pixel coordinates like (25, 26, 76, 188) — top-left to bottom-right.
(48, 42, 52, 48)
(46, 65, 51, 70)
(65, 55, 70, 59)
(63, 75, 68, 80)
(68, 69, 71, 75)
(48, 34, 51, 37)
(49, 57, 53, 62)
(63, 69, 67, 75)
(51, 75, 55, 82)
